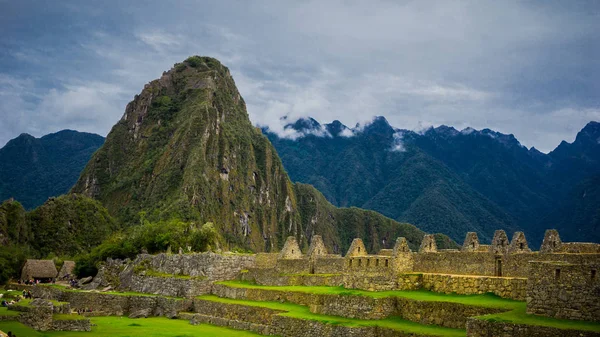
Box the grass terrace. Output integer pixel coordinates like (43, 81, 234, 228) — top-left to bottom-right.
(476, 306, 600, 333)
(215, 281, 600, 333)
(0, 317, 265, 337)
(197, 294, 465, 336)
(216, 280, 522, 310)
(0, 307, 19, 317)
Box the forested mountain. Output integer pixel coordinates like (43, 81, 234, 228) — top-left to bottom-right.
(70, 56, 454, 254)
(0, 130, 104, 209)
(265, 117, 600, 245)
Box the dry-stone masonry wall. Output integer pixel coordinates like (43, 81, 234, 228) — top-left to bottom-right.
(466, 318, 600, 337)
(527, 261, 600, 321)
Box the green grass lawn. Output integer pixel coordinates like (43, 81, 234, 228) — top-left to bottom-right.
(0, 307, 19, 317)
(0, 317, 265, 337)
(197, 295, 465, 337)
(476, 306, 600, 332)
(217, 280, 522, 309)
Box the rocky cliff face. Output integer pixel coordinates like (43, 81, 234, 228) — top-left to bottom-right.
(72, 56, 455, 253)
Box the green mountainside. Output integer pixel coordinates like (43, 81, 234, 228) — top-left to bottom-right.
(70, 56, 453, 254)
(0, 130, 104, 209)
(265, 118, 600, 245)
(0, 196, 116, 282)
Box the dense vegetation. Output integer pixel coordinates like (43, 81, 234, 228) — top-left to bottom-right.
(0, 130, 104, 209)
(0, 196, 116, 281)
(75, 218, 218, 277)
(266, 118, 600, 245)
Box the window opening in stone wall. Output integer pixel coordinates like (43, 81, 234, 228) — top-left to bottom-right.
(385, 259, 389, 267)
(519, 243, 524, 249)
(429, 242, 432, 250)
(495, 258, 503, 277)
(555, 269, 561, 280)
(592, 269, 596, 281)
(366, 259, 370, 267)
(358, 259, 362, 267)
(291, 249, 294, 254)
(376, 259, 379, 267)
(358, 247, 361, 253)
(471, 242, 475, 248)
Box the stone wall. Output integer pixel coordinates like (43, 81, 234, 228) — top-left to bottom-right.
(275, 258, 310, 274)
(395, 297, 503, 329)
(242, 269, 344, 287)
(127, 274, 211, 298)
(343, 274, 397, 291)
(347, 256, 394, 274)
(527, 261, 600, 321)
(89, 252, 255, 297)
(254, 253, 279, 269)
(31, 285, 192, 318)
(411, 250, 600, 278)
(210, 283, 503, 328)
(313, 256, 345, 274)
(420, 273, 527, 300)
(51, 318, 91, 332)
(136, 252, 255, 280)
(413, 251, 495, 276)
(466, 318, 600, 337)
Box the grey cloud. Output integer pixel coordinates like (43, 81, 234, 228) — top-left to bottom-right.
(0, 0, 598, 153)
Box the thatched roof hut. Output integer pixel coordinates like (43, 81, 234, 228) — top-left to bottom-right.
(21, 259, 58, 281)
(57, 261, 76, 279)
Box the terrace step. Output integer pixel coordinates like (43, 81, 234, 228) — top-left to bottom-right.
(183, 312, 272, 335)
(211, 282, 509, 329)
(191, 295, 466, 337)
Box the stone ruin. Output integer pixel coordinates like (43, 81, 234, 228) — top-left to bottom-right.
(461, 232, 480, 252)
(278, 236, 303, 259)
(490, 230, 509, 254)
(508, 231, 531, 254)
(540, 229, 562, 253)
(418, 234, 437, 253)
(345, 238, 367, 257)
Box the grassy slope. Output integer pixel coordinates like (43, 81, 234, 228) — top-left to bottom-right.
(217, 281, 600, 332)
(198, 294, 464, 337)
(0, 317, 263, 337)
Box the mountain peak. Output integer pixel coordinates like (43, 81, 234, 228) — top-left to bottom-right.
(285, 117, 321, 132)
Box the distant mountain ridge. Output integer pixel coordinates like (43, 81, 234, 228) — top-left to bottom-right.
(264, 117, 600, 245)
(0, 130, 105, 209)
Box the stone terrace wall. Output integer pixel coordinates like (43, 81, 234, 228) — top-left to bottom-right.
(527, 261, 600, 321)
(210, 283, 504, 328)
(466, 318, 600, 337)
(31, 285, 192, 317)
(420, 273, 527, 300)
(243, 269, 344, 287)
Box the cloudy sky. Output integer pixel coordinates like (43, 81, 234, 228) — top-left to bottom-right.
(0, 1, 598, 152)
